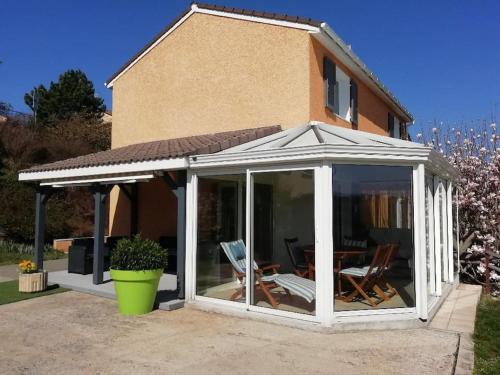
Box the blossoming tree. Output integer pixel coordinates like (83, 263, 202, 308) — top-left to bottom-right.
(416, 122, 499, 295)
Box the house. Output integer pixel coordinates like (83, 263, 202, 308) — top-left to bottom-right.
(18, 3, 457, 326)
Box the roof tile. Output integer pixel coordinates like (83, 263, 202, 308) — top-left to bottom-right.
(22, 125, 281, 174)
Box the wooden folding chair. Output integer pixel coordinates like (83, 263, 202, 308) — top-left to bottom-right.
(339, 245, 391, 307)
(376, 243, 400, 299)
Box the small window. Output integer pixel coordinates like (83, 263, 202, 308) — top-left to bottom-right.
(388, 113, 401, 139)
(323, 57, 336, 111)
(350, 79, 358, 127)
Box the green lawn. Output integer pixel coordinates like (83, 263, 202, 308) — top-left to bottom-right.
(473, 295, 500, 375)
(0, 280, 68, 305)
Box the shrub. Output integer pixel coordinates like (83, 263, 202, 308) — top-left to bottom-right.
(0, 240, 55, 254)
(110, 235, 168, 271)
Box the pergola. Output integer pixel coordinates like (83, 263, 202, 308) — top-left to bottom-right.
(18, 126, 281, 299)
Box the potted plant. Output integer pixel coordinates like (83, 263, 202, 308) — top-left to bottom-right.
(18, 260, 47, 293)
(110, 235, 168, 316)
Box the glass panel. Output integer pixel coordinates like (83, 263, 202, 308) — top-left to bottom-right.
(452, 187, 459, 275)
(196, 174, 246, 302)
(251, 170, 315, 315)
(439, 181, 447, 283)
(333, 165, 415, 311)
(425, 174, 437, 303)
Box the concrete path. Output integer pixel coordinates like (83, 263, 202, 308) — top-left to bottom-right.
(429, 284, 482, 375)
(0, 291, 459, 375)
(0, 258, 67, 282)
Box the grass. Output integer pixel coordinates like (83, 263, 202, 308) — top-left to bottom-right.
(473, 294, 500, 375)
(0, 280, 68, 305)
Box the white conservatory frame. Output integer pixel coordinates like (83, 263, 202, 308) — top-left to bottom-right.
(184, 122, 459, 326)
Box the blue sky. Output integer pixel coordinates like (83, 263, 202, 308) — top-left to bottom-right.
(1, 0, 499, 132)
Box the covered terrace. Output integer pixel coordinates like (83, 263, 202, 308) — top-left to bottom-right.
(18, 125, 281, 302)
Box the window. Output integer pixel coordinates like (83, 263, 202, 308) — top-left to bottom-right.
(324, 56, 356, 124)
(336, 67, 351, 121)
(196, 174, 246, 302)
(332, 165, 415, 311)
(251, 170, 316, 316)
(323, 57, 336, 111)
(388, 113, 401, 139)
(350, 79, 358, 127)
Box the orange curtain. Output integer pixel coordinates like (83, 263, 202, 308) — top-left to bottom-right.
(362, 191, 390, 228)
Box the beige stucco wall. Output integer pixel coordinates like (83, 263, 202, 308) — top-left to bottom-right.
(109, 13, 312, 235)
(111, 13, 311, 149)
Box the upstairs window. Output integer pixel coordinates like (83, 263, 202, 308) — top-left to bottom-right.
(388, 113, 401, 139)
(323, 56, 355, 124)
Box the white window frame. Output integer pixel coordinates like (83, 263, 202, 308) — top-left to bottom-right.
(187, 168, 249, 310)
(447, 181, 454, 282)
(433, 176, 443, 296)
(246, 163, 322, 323)
(330, 161, 420, 320)
(186, 160, 436, 324)
(441, 180, 449, 283)
(425, 173, 437, 304)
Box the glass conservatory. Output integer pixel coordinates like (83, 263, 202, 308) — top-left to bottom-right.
(184, 122, 459, 325)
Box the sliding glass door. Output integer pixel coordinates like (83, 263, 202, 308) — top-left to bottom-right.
(195, 168, 317, 318)
(250, 170, 316, 316)
(195, 174, 246, 303)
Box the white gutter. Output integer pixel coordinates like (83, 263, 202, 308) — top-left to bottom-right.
(190, 144, 432, 169)
(19, 157, 188, 182)
(39, 174, 155, 188)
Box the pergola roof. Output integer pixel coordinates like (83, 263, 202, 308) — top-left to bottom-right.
(19, 125, 281, 183)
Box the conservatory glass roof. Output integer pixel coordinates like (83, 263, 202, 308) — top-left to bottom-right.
(190, 122, 457, 179)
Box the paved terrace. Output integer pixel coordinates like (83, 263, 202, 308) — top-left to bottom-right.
(1, 291, 460, 375)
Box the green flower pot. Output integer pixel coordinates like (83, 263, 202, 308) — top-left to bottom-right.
(110, 268, 163, 316)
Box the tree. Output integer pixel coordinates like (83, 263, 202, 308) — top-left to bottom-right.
(0, 101, 12, 116)
(416, 121, 500, 295)
(24, 70, 105, 125)
(0, 114, 111, 243)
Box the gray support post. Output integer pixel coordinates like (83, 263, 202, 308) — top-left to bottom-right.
(130, 184, 138, 235)
(175, 171, 187, 299)
(34, 188, 49, 270)
(92, 185, 108, 285)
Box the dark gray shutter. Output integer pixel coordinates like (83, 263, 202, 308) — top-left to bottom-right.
(350, 79, 358, 126)
(388, 113, 395, 137)
(323, 57, 336, 111)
